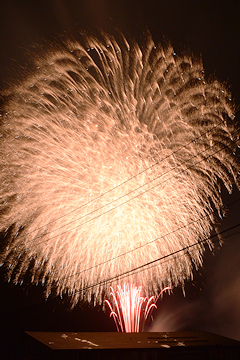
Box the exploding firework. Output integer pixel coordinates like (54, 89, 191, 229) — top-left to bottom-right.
(0, 32, 239, 305)
(106, 283, 170, 332)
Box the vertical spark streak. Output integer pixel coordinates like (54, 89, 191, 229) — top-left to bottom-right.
(105, 284, 170, 332)
(0, 32, 239, 305)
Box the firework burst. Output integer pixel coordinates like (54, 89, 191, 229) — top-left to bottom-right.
(0, 33, 239, 305)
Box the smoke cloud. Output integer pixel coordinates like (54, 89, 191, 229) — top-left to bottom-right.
(151, 229, 240, 341)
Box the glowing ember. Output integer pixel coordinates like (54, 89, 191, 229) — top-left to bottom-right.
(106, 284, 170, 332)
(0, 33, 239, 305)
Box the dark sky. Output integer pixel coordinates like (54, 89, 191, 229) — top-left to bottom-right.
(0, 0, 239, 356)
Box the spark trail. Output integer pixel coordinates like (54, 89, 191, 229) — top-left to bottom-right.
(0, 33, 239, 305)
(106, 284, 170, 332)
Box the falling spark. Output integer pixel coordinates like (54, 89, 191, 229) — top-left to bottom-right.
(105, 283, 170, 332)
(0, 33, 239, 305)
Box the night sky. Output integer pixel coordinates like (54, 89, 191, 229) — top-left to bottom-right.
(0, 0, 239, 356)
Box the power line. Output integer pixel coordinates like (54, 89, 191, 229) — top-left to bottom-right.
(20, 119, 236, 239)
(73, 222, 240, 295)
(32, 129, 239, 247)
(59, 197, 240, 281)
(3, 222, 240, 316)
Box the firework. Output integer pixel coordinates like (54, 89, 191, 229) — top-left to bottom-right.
(0, 33, 238, 305)
(105, 284, 170, 332)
